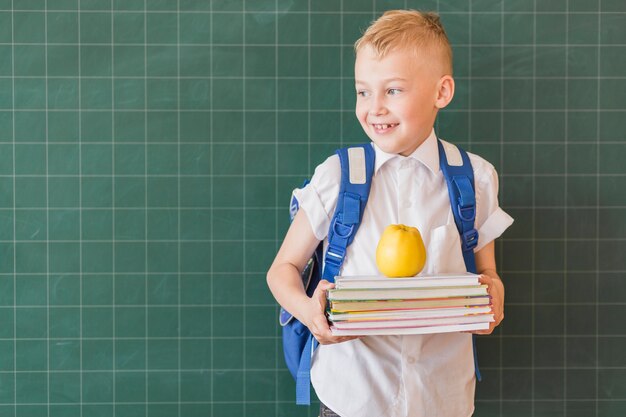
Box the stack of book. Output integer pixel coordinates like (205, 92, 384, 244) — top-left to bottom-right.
(328, 273, 493, 336)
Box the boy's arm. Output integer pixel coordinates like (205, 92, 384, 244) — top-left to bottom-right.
(267, 209, 358, 344)
(473, 241, 504, 334)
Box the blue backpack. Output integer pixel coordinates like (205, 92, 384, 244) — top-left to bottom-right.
(279, 140, 481, 405)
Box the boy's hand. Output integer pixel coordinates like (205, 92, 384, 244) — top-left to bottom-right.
(471, 273, 504, 335)
(303, 280, 360, 345)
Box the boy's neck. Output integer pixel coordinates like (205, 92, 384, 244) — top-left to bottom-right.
(398, 129, 435, 157)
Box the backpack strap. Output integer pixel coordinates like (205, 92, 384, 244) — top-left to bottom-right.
(437, 139, 478, 273)
(280, 179, 322, 328)
(294, 143, 375, 405)
(295, 333, 316, 405)
(322, 144, 376, 283)
(437, 139, 482, 382)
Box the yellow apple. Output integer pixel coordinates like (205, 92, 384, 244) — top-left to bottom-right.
(375, 224, 426, 278)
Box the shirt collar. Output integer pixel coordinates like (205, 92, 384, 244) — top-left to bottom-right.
(372, 129, 440, 175)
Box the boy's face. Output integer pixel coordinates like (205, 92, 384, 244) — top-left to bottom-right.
(354, 45, 447, 157)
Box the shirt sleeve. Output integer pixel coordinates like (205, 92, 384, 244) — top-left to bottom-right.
(291, 154, 341, 241)
(473, 158, 514, 252)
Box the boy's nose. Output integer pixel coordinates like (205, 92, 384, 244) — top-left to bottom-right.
(368, 98, 388, 116)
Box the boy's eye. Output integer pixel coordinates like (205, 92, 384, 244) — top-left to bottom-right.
(387, 88, 401, 95)
(357, 90, 370, 98)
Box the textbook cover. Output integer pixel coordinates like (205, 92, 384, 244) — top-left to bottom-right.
(327, 273, 492, 335)
(327, 285, 488, 301)
(331, 321, 491, 336)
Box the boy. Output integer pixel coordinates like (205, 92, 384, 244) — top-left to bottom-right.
(267, 10, 513, 417)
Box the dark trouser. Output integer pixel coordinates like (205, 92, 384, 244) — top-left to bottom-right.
(320, 402, 341, 417)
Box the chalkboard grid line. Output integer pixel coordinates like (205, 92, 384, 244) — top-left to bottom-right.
(530, 0, 537, 417)
(4, 8, 626, 14)
(2, 332, 624, 340)
(44, 0, 51, 415)
(110, 0, 117, 413)
(143, 1, 148, 415)
(6, 74, 626, 79)
(77, 1, 84, 414)
(77, 2, 84, 417)
(3, 398, 626, 406)
(5, 41, 626, 49)
(7, 106, 626, 112)
(178, 0, 183, 416)
(2, 264, 626, 274)
(596, 3, 602, 416)
(273, 0, 278, 413)
(5, 299, 626, 308)
(5, 140, 626, 149)
(2, 363, 626, 373)
(6, 172, 626, 179)
(5, 299, 626, 309)
(4, 267, 626, 276)
(6, 203, 626, 210)
(562, 0, 564, 416)
(11, 2, 17, 415)
(242, 1, 248, 416)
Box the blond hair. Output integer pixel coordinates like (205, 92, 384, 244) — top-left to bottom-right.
(354, 10, 453, 75)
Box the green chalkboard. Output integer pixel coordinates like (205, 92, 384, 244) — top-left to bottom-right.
(1, 1, 625, 416)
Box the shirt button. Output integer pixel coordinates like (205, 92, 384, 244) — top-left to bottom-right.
(407, 356, 415, 364)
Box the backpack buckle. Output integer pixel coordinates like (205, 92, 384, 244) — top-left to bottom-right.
(332, 217, 355, 239)
(461, 228, 479, 251)
(325, 244, 345, 268)
(279, 307, 294, 326)
(457, 204, 476, 222)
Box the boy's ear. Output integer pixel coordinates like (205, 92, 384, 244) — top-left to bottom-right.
(435, 75, 455, 109)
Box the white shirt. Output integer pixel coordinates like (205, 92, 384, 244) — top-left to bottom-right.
(293, 130, 514, 417)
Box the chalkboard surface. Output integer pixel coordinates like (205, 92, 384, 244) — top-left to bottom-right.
(1, 1, 625, 416)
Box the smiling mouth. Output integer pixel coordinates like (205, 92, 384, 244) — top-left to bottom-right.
(372, 123, 399, 132)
